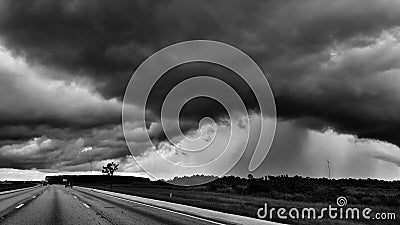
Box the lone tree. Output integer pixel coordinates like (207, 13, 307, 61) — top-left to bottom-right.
(102, 162, 119, 189)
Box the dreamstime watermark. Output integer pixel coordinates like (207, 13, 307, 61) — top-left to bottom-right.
(122, 40, 276, 186)
(257, 196, 396, 221)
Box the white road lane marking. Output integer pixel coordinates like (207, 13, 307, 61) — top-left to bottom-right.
(93, 192, 225, 225)
(83, 203, 90, 208)
(15, 204, 24, 209)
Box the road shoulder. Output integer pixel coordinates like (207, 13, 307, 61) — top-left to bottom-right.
(76, 186, 284, 225)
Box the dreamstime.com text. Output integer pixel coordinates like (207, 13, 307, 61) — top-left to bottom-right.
(257, 197, 396, 221)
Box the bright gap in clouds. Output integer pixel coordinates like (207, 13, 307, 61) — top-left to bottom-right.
(122, 115, 400, 181)
(0, 45, 123, 127)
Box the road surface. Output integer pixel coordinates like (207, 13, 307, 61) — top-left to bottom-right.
(0, 185, 226, 225)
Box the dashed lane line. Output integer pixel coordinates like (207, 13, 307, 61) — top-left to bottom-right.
(83, 203, 90, 208)
(90, 191, 226, 225)
(15, 204, 24, 209)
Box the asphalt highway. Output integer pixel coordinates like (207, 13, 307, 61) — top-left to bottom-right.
(0, 185, 225, 225)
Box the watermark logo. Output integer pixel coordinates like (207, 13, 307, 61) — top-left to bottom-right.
(336, 196, 347, 207)
(257, 196, 396, 221)
(122, 40, 276, 186)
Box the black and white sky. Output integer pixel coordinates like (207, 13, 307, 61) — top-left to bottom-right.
(1, 0, 400, 180)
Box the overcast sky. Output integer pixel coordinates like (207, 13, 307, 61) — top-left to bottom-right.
(1, 0, 400, 181)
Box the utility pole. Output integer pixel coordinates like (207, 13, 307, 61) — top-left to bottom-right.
(327, 160, 331, 179)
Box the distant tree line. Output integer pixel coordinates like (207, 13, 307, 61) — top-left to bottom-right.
(169, 174, 400, 207)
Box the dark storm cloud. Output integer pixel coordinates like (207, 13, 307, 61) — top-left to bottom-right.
(145, 62, 258, 127)
(0, 125, 131, 170)
(0, 124, 121, 146)
(0, 0, 224, 98)
(1, 0, 400, 172)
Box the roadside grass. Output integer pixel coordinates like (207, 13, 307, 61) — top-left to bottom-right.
(0, 183, 36, 192)
(80, 183, 399, 225)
